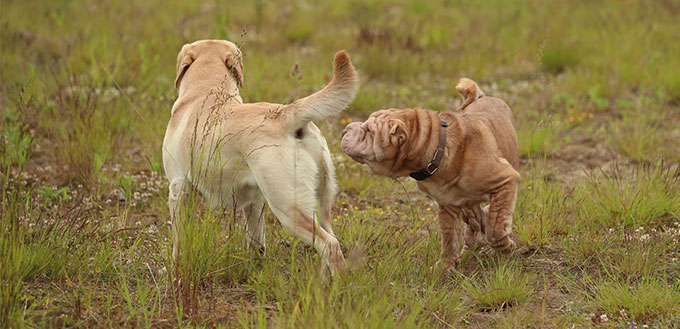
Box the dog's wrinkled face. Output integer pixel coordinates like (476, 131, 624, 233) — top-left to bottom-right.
(174, 40, 244, 90)
(341, 109, 411, 177)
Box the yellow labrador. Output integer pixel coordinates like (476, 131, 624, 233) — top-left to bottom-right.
(341, 78, 519, 275)
(163, 40, 358, 276)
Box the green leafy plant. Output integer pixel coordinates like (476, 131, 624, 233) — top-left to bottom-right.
(36, 186, 70, 204)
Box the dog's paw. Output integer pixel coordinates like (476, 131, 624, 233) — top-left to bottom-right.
(430, 259, 458, 280)
(500, 239, 517, 255)
(491, 239, 517, 258)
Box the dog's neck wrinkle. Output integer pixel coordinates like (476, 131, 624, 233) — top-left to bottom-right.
(402, 109, 439, 172)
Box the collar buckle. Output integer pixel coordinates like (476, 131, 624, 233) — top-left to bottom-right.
(425, 162, 439, 175)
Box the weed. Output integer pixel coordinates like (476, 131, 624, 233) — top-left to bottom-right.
(36, 185, 69, 204)
(587, 85, 609, 111)
(1, 88, 34, 172)
(119, 174, 135, 203)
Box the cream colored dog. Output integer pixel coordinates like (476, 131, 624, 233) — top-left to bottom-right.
(163, 40, 358, 276)
(341, 78, 519, 275)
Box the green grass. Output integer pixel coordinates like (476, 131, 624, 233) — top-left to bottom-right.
(540, 42, 580, 74)
(598, 231, 670, 278)
(590, 277, 680, 323)
(462, 261, 535, 311)
(516, 124, 556, 158)
(606, 97, 679, 161)
(514, 170, 571, 248)
(575, 162, 680, 229)
(1, 0, 680, 327)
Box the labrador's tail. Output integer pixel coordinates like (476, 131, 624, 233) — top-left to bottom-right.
(283, 51, 359, 129)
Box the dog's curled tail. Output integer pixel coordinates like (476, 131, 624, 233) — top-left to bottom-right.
(456, 78, 485, 111)
(283, 50, 359, 129)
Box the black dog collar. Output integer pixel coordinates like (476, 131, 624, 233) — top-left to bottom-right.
(409, 117, 448, 181)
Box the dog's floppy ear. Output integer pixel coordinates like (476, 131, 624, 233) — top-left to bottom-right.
(174, 44, 196, 90)
(226, 50, 244, 88)
(456, 78, 485, 110)
(389, 119, 408, 145)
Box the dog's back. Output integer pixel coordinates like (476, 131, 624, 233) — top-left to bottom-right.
(456, 78, 519, 168)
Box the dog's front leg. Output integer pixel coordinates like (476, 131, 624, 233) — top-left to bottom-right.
(244, 199, 267, 255)
(463, 205, 486, 251)
(434, 204, 464, 276)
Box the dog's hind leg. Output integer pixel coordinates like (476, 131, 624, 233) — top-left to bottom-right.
(463, 205, 486, 251)
(317, 153, 338, 236)
(484, 167, 519, 254)
(168, 177, 188, 260)
(248, 152, 347, 277)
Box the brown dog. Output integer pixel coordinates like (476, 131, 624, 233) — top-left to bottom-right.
(341, 78, 519, 274)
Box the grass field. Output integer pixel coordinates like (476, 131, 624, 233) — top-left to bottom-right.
(2, 0, 680, 328)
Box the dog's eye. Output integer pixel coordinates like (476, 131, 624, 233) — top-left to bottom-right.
(295, 128, 304, 139)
